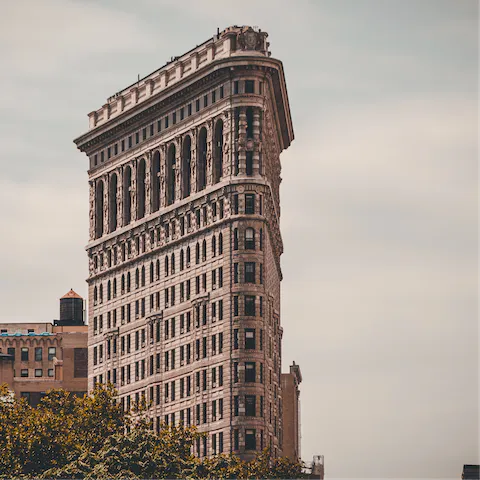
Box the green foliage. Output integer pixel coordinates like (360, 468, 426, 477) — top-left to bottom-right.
(0, 383, 305, 479)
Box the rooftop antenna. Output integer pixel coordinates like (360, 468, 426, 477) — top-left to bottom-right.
(137, 74, 140, 85)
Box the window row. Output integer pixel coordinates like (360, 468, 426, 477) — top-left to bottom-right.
(7, 346, 57, 362)
(233, 361, 264, 384)
(93, 332, 224, 369)
(95, 119, 226, 238)
(18, 368, 54, 378)
(233, 227, 263, 251)
(93, 299, 224, 337)
(92, 84, 226, 168)
(233, 262, 263, 284)
(233, 295, 264, 317)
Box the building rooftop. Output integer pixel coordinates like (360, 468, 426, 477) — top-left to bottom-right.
(60, 289, 83, 300)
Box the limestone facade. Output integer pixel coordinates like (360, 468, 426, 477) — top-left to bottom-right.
(74, 25, 294, 460)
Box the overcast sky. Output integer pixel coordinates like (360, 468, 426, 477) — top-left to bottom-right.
(0, 1, 477, 478)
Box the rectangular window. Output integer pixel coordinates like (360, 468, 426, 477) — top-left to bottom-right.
(48, 368, 54, 377)
(157, 120, 162, 132)
(135, 132, 139, 144)
(233, 194, 239, 214)
(246, 151, 253, 176)
(21, 347, 29, 362)
(172, 111, 177, 124)
(142, 128, 147, 140)
(234, 329, 239, 350)
(245, 329, 255, 349)
(233, 296, 239, 316)
(196, 99, 200, 112)
(165, 116, 169, 128)
(245, 395, 256, 416)
(21, 369, 28, 378)
(245, 429, 256, 450)
(7, 347, 15, 359)
(35, 347, 42, 362)
(187, 104, 192, 116)
(245, 80, 255, 94)
(245, 362, 256, 382)
(234, 81, 239, 94)
(212, 90, 216, 103)
(34, 369, 43, 378)
(245, 295, 256, 316)
(245, 262, 255, 283)
(203, 95, 208, 108)
(245, 194, 255, 214)
(128, 136, 132, 148)
(220, 85, 224, 99)
(150, 124, 154, 136)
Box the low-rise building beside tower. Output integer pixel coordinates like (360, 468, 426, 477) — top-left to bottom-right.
(0, 289, 88, 405)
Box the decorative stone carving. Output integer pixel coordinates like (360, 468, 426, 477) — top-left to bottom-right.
(237, 26, 268, 52)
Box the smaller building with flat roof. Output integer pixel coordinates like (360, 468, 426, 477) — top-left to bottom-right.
(0, 290, 88, 406)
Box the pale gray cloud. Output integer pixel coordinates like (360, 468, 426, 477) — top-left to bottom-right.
(0, 0, 477, 477)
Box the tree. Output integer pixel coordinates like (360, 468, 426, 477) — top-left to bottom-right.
(0, 383, 305, 479)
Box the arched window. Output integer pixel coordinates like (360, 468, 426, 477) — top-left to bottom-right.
(113, 278, 117, 298)
(195, 242, 200, 264)
(213, 119, 223, 184)
(171, 253, 175, 274)
(95, 179, 104, 239)
(99, 284, 103, 303)
(137, 158, 146, 219)
(156, 259, 160, 280)
(127, 272, 131, 292)
(121, 274, 125, 293)
(167, 144, 176, 205)
(123, 166, 132, 225)
(186, 246, 191, 266)
(182, 135, 192, 198)
(151, 150, 161, 212)
(233, 228, 239, 250)
(202, 239, 207, 261)
(165, 256, 169, 277)
(107, 280, 111, 301)
(93, 286, 98, 305)
(245, 228, 255, 250)
(135, 268, 139, 289)
(141, 266, 145, 287)
(180, 249, 185, 271)
(212, 235, 217, 257)
(109, 174, 118, 232)
(197, 127, 207, 191)
(219, 232, 223, 255)
(150, 262, 154, 283)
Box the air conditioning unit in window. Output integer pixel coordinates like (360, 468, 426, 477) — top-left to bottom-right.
(196, 386, 200, 393)
(180, 328, 184, 334)
(212, 381, 217, 388)
(180, 360, 184, 366)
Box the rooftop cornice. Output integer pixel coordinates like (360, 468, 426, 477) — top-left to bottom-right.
(74, 26, 294, 153)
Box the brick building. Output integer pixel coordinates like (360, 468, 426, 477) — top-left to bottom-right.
(74, 25, 295, 459)
(0, 290, 88, 406)
(281, 361, 302, 461)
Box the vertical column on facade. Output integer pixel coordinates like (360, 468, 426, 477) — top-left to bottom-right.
(144, 152, 152, 216)
(206, 119, 214, 186)
(89, 180, 95, 240)
(190, 128, 197, 195)
(103, 175, 109, 236)
(160, 145, 167, 208)
(253, 108, 261, 176)
(116, 166, 124, 229)
(175, 136, 181, 202)
(238, 107, 247, 175)
(222, 110, 232, 178)
(130, 160, 137, 223)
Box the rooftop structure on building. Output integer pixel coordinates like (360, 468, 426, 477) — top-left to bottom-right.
(0, 290, 88, 406)
(74, 25, 297, 460)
